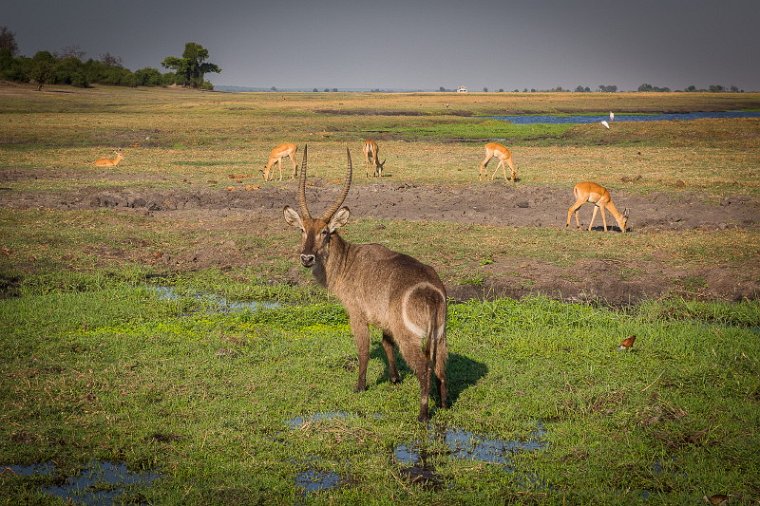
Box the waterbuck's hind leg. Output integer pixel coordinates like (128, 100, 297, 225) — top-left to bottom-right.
(350, 317, 370, 392)
(434, 338, 448, 409)
(417, 360, 432, 422)
(381, 333, 400, 384)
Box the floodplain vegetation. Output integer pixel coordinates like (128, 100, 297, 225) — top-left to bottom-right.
(1, 83, 759, 504)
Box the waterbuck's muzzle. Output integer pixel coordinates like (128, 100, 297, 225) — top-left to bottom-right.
(300, 253, 315, 268)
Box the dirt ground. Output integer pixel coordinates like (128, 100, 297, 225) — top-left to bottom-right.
(3, 181, 759, 304)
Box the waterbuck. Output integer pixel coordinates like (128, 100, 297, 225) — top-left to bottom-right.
(283, 145, 448, 422)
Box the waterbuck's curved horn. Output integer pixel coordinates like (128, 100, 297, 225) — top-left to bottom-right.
(320, 147, 353, 221)
(298, 145, 311, 218)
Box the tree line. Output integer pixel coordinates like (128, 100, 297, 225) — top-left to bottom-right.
(0, 27, 220, 90)
(438, 84, 744, 93)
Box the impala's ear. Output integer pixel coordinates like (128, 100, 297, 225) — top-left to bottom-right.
(328, 207, 350, 232)
(283, 206, 304, 230)
(623, 207, 630, 218)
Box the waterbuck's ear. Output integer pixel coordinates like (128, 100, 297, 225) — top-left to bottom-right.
(328, 207, 350, 232)
(283, 206, 304, 230)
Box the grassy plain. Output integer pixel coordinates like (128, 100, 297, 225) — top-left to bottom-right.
(1, 84, 759, 504)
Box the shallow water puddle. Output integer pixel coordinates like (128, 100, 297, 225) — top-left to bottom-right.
(286, 412, 352, 495)
(148, 285, 281, 312)
(394, 422, 548, 488)
(286, 411, 351, 429)
(295, 469, 342, 492)
(285, 413, 548, 492)
(3, 462, 56, 477)
(2, 460, 160, 504)
(396, 422, 547, 466)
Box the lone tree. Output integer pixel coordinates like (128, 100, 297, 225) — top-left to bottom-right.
(162, 42, 220, 89)
(30, 51, 56, 90)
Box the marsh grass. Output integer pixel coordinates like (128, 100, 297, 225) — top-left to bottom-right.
(2, 209, 757, 300)
(1, 283, 759, 503)
(2, 85, 760, 503)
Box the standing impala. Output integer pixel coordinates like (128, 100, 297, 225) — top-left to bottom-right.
(479, 142, 517, 182)
(362, 139, 386, 177)
(283, 145, 448, 422)
(566, 181, 629, 233)
(261, 143, 298, 181)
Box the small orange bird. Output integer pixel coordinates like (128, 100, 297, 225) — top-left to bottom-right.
(703, 495, 729, 506)
(618, 335, 636, 351)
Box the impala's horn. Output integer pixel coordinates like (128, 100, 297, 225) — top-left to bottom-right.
(321, 147, 353, 221)
(298, 145, 311, 219)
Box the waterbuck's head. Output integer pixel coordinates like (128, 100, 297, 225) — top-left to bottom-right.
(283, 145, 353, 268)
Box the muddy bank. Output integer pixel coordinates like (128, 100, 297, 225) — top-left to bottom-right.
(4, 182, 758, 231)
(3, 183, 758, 304)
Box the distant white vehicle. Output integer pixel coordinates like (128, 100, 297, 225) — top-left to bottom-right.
(457, 86, 468, 93)
(610, 111, 615, 121)
(601, 120, 610, 129)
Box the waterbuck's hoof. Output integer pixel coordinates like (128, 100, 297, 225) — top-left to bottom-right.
(390, 376, 401, 385)
(354, 384, 367, 393)
(417, 413, 430, 423)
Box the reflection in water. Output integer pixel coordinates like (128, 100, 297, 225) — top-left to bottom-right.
(396, 422, 547, 466)
(295, 469, 341, 493)
(148, 285, 281, 312)
(3, 460, 160, 505)
(394, 422, 548, 488)
(3, 462, 56, 477)
(445, 423, 547, 464)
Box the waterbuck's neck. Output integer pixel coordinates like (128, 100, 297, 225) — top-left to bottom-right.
(312, 232, 352, 290)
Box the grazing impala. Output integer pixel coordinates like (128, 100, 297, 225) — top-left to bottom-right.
(479, 142, 517, 182)
(566, 181, 629, 233)
(362, 139, 386, 177)
(94, 150, 124, 167)
(261, 143, 298, 181)
(283, 145, 448, 422)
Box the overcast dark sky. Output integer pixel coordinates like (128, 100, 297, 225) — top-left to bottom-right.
(4, 0, 760, 90)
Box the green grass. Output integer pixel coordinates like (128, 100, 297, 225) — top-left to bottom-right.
(1, 282, 758, 503)
(1, 84, 759, 503)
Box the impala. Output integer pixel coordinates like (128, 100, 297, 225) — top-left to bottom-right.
(94, 150, 124, 167)
(283, 146, 448, 422)
(362, 139, 386, 177)
(478, 142, 517, 182)
(566, 181, 629, 233)
(261, 143, 298, 181)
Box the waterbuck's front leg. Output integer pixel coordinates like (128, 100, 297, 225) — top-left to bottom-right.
(349, 316, 370, 392)
(381, 333, 400, 384)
